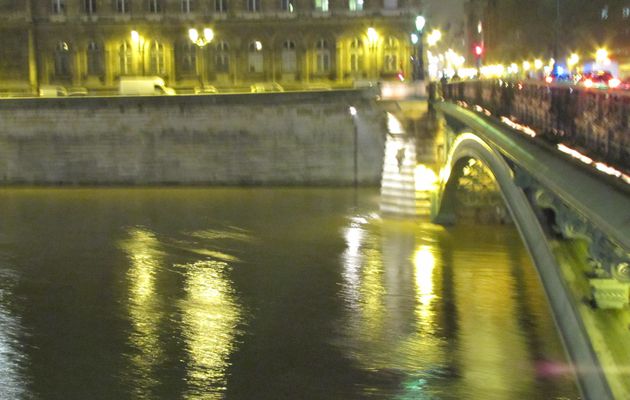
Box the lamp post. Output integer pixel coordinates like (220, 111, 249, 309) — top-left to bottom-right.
(188, 28, 214, 84)
(349, 106, 358, 189)
(413, 15, 425, 81)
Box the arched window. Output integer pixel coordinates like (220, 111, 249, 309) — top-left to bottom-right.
(86, 41, 104, 76)
(281, 40, 296, 73)
(383, 36, 399, 72)
(348, 0, 363, 11)
(54, 41, 72, 77)
(177, 41, 197, 76)
(119, 41, 132, 75)
(215, 41, 229, 73)
(248, 41, 263, 73)
(148, 40, 165, 75)
(349, 37, 363, 72)
(315, 39, 330, 73)
(314, 0, 328, 11)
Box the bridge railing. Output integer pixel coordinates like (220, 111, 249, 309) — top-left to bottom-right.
(440, 80, 630, 172)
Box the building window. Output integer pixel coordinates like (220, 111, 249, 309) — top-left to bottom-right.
(349, 0, 363, 11)
(215, 0, 227, 12)
(383, 36, 398, 72)
(177, 41, 197, 75)
(248, 0, 260, 12)
(623, 7, 629, 18)
(84, 0, 96, 14)
(148, 40, 165, 74)
(181, 0, 193, 12)
(349, 37, 363, 72)
(315, 39, 330, 73)
(248, 41, 263, 72)
(281, 40, 296, 72)
(314, 0, 328, 12)
(215, 41, 229, 72)
(383, 0, 397, 10)
(87, 41, 104, 76)
(281, 0, 294, 12)
(54, 41, 71, 77)
(119, 41, 132, 75)
(601, 5, 608, 19)
(116, 0, 130, 13)
(148, 0, 161, 13)
(51, 0, 65, 14)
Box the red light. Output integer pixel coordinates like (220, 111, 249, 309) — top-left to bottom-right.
(474, 45, 483, 56)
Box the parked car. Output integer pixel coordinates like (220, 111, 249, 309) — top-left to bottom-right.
(39, 85, 68, 97)
(119, 76, 176, 95)
(579, 71, 615, 88)
(250, 82, 284, 93)
(68, 87, 89, 96)
(194, 85, 218, 94)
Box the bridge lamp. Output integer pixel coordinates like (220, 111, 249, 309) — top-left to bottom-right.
(410, 33, 419, 45)
(415, 16, 426, 32)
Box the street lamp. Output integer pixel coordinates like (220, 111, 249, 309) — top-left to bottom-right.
(413, 15, 425, 81)
(188, 28, 214, 85)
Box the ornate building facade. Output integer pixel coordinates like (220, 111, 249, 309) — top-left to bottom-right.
(0, 0, 422, 93)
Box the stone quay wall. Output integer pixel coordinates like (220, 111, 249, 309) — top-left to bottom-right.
(0, 90, 385, 185)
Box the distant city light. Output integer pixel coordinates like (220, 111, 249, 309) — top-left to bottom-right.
(522, 61, 531, 71)
(534, 59, 543, 69)
(348, 106, 357, 116)
(255, 41, 262, 51)
(367, 27, 378, 44)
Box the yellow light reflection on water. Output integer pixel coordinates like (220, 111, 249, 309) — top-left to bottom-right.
(180, 260, 240, 398)
(121, 228, 165, 397)
(414, 245, 436, 322)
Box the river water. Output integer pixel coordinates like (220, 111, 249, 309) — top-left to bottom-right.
(0, 188, 578, 399)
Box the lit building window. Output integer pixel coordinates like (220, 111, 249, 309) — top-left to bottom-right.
(314, 0, 328, 12)
(281, 0, 294, 12)
(51, 0, 65, 14)
(349, 0, 363, 11)
(601, 5, 609, 19)
(181, 0, 193, 13)
(177, 41, 197, 75)
(623, 7, 630, 18)
(383, 36, 399, 72)
(383, 0, 397, 10)
(148, 0, 161, 13)
(86, 41, 104, 76)
(215, 0, 228, 12)
(84, 0, 96, 14)
(282, 40, 297, 72)
(215, 41, 230, 72)
(116, 0, 130, 13)
(315, 39, 330, 73)
(54, 41, 71, 77)
(248, 0, 260, 12)
(349, 37, 363, 72)
(248, 41, 263, 72)
(148, 40, 165, 74)
(119, 41, 132, 75)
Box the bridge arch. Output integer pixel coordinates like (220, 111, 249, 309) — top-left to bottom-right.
(432, 130, 613, 400)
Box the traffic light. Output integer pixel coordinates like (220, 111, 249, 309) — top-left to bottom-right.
(474, 44, 483, 57)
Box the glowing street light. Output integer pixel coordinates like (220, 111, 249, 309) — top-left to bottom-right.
(189, 27, 214, 47)
(595, 48, 609, 64)
(534, 59, 543, 70)
(427, 29, 441, 47)
(367, 27, 378, 44)
(522, 61, 531, 71)
(410, 33, 419, 45)
(415, 16, 426, 32)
